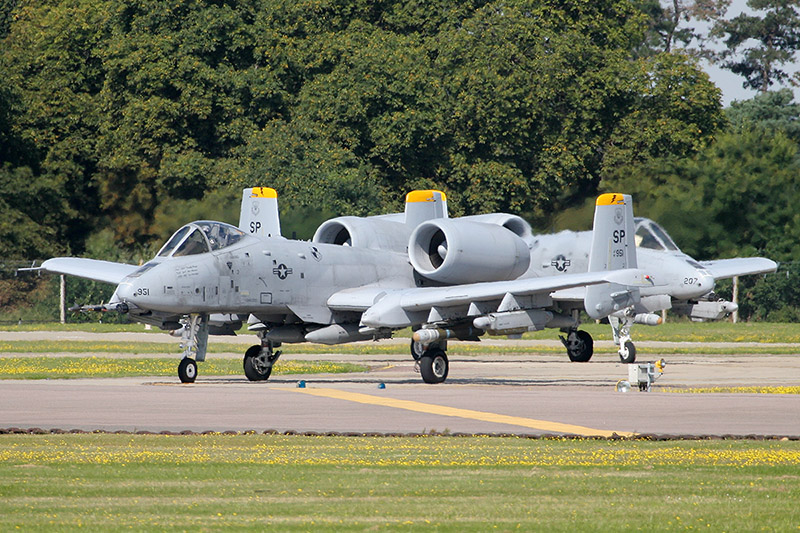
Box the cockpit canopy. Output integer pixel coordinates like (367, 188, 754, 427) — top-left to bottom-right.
(634, 217, 681, 252)
(157, 221, 246, 258)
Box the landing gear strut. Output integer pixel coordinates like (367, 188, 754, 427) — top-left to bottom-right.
(177, 313, 208, 383)
(560, 328, 594, 362)
(243, 341, 281, 381)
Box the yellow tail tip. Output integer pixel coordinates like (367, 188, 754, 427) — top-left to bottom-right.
(406, 190, 446, 203)
(250, 187, 277, 199)
(596, 193, 626, 206)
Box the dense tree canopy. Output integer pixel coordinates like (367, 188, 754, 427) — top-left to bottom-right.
(0, 0, 725, 256)
(710, 0, 800, 91)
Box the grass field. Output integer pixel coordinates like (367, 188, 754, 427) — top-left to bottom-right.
(1, 434, 798, 531)
(0, 357, 367, 379)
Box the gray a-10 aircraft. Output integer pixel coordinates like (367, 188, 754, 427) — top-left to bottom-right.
(526, 217, 777, 362)
(38, 189, 651, 384)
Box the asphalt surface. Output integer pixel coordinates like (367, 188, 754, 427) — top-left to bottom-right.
(1, 331, 799, 437)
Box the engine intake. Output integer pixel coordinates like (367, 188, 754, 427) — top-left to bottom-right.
(312, 216, 410, 253)
(409, 219, 531, 284)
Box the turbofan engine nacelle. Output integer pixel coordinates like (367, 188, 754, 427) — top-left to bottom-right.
(409, 219, 531, 284)
(312, 216, 410, 253)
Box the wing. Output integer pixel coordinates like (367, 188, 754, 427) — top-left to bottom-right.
(40, 258, 139, 285)
(699, 258, 777, 280)
(344, 269, 652, 329)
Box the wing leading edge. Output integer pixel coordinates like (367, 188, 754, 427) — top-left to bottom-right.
(39, 258, 139, 285)
(352, 269, 652, 329)
(700, 258, 778, 280)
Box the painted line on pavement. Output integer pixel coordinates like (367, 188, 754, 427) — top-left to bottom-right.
(280, 387, 635, 437)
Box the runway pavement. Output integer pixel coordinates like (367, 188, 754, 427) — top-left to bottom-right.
(1, 331, 799, 437)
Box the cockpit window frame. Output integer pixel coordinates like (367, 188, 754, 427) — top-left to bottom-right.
(634, 218, 681, 252)
(172, 228, 211, 257)
(156, 221, 247, 258)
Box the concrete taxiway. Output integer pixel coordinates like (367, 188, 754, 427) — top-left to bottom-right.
(1, 332, 799, 437)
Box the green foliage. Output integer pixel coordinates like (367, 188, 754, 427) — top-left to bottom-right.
(602, 52, 724, 179)
(0, 0, 726, 256)
(0, 0, 16, 39)
(631, 0, 731, 56)
(604, 124, 800, 262)
(711, 0, 800, 91)
(718, 264, 800, 322)
(727, 88, 800, 142)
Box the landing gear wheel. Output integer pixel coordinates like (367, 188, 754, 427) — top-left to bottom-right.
(178, 358, 197, 383)
(619, 341, 636, 364)
(419, 348, 448, 384)
(565, 330, 594, 362)
(410, 340, 427, 361)
(243, 345, 272, 381)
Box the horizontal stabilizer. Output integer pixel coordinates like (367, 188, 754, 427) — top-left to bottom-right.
(39, 258, 139, 285)
(699, 258, 777, 280)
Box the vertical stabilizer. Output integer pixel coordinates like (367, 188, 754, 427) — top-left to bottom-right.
(239, 187, 281, 238)
(404, 190, 448, 227)
(585, 193, 639, 319)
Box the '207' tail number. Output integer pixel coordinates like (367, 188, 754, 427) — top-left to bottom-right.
(683, 277, 698, 285)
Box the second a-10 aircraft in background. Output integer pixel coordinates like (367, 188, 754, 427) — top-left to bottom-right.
(38, 189, 651, 384)
(527, 217, 776, 362)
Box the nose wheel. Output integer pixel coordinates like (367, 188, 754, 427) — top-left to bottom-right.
(619, 341, 636, 364)
(178, 358, 197, 383)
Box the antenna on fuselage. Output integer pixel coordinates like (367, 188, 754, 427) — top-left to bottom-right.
(239, 187, 281, 238)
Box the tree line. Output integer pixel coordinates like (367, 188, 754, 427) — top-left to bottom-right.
(1, 0, 799, 320)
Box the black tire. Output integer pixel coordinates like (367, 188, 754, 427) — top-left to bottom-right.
(419, 349, 448, 384)
(410, 340, 427, 361)
(178, 358, 197, 383)
(619, 341, 636, 364)
(243, 346, 272, 381)
(567, 330, 594, 362)
(243, 345, 261, 372)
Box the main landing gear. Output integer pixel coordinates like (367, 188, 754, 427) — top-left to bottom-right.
(243, 341, 282, 382)
(560, 328, 594, 362)
(410, 340, 449, 384)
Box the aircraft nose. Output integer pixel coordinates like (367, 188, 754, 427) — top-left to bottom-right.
(115, 281, 135, 302)
(698, 272, 715, 292)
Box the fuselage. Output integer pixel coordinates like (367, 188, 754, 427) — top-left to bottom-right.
(115, 216, 715, 324)
(525, 230, 715, 300)
(116, 234, 413, 318)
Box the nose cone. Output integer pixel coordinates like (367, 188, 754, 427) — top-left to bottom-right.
(697, 272, 715, 293)
(114, 280, 136, 303)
